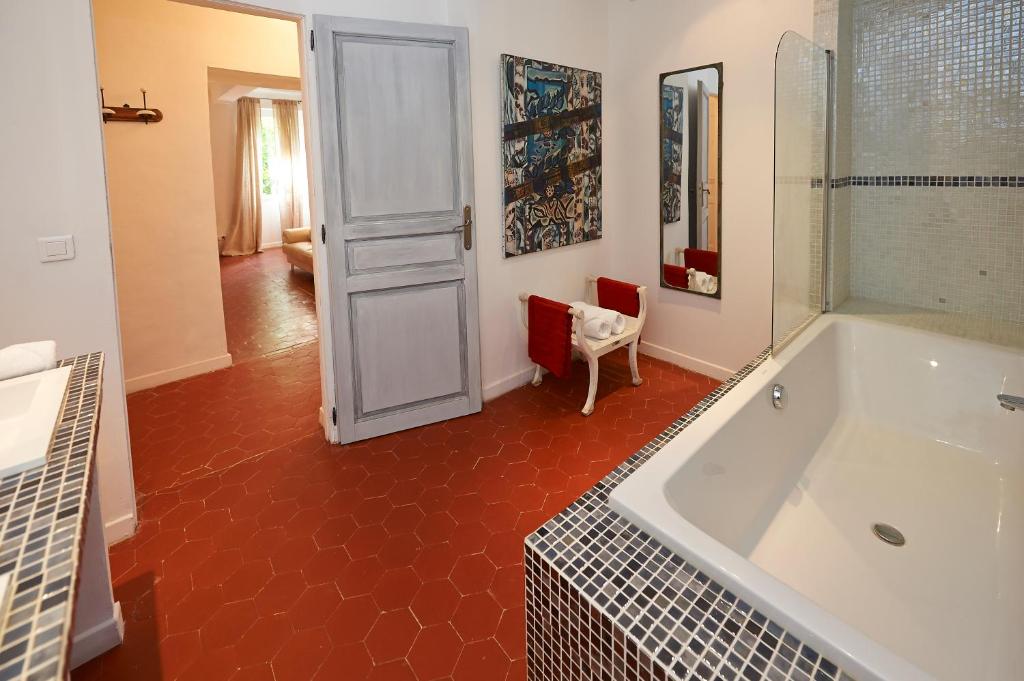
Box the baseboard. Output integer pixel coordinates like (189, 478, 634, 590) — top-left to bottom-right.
(263, 241, 283, 249)
(638, 341, 735, 381)
(124, 353, 232, 393)
(104, 512, 137, 546)
(70, 602, 124, 670)
(482, 365, 536, 401)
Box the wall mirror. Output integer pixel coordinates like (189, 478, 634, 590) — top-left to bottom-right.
(659, 63, 723, 297)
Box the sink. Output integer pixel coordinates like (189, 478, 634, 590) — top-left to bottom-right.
(0, 366, 72, 479)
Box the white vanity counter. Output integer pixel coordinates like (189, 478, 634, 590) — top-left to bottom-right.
(0, 353, 122, 679)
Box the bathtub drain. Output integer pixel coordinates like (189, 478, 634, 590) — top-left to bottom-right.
(872, 523, 905, 547)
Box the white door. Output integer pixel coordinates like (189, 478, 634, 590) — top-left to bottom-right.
(313, 16, 481, 443)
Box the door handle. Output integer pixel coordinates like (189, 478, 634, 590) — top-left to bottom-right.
(461, 205, 472, 250)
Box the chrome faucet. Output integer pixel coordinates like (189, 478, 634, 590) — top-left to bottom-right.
(998, 394, 1024, 411)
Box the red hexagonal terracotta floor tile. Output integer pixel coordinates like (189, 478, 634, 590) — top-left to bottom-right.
(407, 623, 462, 680)
(337, 556, 384, 598)
(271, 626, 332, 681)
(326, 594, 379, 645)
(313, 642, 373, 681)
(373, 567, 421, 612)
(451, 592, 502, 643)
(410, 580, 460, 626)
(365, 609, 420, 663)
(72, 259, 717, 681)
(449, 554, 496, 595)
(411, 544, 459, 582)
(452, 639, 510, 681)
(254, 572, 306, 616)
(200, 599, 257, 651)
(165, 585, 221, 635)
(235, 614, 293, 666)
(495, 605, 527, 659)
(289, 583, 342, 630)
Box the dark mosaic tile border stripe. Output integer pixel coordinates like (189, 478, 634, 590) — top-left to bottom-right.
(831, 175, 1023, 188)
(0, 354, 102, 681)
(525, 349, 854, 681)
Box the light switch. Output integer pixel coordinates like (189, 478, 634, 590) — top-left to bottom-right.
(37, 236, 75, 263)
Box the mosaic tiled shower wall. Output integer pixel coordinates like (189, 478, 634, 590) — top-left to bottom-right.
(832, 0, 1024, 322)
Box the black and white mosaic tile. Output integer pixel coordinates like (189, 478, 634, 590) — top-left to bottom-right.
(525, 349, 855, 681)
(832, 175, 1022, 188)
(0, 354, 102, 681)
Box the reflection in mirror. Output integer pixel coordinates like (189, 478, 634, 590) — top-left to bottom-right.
(660, 63, 722, 297)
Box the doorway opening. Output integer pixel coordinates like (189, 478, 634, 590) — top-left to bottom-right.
(209, 69, 317, 362)
(92, 0, 328, 499)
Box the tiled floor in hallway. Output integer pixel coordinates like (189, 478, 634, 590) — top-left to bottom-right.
(219, 248, 318, 364)
(74, 339, 718, 680)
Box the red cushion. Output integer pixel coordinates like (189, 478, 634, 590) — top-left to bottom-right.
(596, 277, 641, 318)
(663, 263, 689, 288)
(527, 295, 573, 379)
(683, 248, 718, 276)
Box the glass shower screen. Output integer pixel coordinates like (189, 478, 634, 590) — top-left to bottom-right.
(772, 31, 831, 352)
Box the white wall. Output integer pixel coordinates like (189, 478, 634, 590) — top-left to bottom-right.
(605, 0, 814, 377)
(0, 1, 136, 543)
(445, 0, 612, 398)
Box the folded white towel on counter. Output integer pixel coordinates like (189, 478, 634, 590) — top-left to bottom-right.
(0, 341, 58, 381)
(581, 317, 612, 340)
(570, 302, 626, 334)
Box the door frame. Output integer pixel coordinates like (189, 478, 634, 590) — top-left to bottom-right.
(695, 80, 710, 249)
(312, 15, 481, 443)
(175, 0, 339, 441)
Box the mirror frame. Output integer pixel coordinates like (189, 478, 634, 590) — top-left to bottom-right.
(658, 62, 724, 299)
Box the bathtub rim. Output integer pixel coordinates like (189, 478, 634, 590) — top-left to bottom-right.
(609, 315, 940, 681)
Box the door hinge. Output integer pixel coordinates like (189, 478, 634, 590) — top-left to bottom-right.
(310, 29, 315, 51)
(321, 224, 326, 244)
(331, 407, 337, 425)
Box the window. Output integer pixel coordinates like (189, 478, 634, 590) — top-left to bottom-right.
(257, 99, 305, 199)
(259, 104, 278, 196)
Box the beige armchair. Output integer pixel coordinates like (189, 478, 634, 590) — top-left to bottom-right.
(282, 227, 313, 274)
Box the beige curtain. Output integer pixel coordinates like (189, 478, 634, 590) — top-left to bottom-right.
(223, 97, 262, 256)
(272, 99, 309, 231)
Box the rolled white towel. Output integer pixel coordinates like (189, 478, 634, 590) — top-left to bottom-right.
(687, 269, 717, 294)
(0, 341, 57, 381)
(581, 316, 612, 340)
(570, 302, 626, 334)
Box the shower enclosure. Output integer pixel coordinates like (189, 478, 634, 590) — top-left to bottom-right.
(613, 16, 1022, 681)
(772, 31, 832, 352)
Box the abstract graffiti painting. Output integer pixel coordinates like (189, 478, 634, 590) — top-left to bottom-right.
(661, 83, 685, 225)
(501, 54, 602, 257)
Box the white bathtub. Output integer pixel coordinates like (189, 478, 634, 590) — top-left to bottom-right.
(610, 315, 1024, 681)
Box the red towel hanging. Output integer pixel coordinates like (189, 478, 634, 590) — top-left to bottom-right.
(527, 295, 573, 379)
(663, 263, 689, 288)
(683, 248, 718, 276)
(596, 277, 641, 318)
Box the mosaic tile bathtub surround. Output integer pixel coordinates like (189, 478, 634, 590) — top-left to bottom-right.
(525, 350, 854, 681)
(831, 0, 1024, 325)
(0, 354, 102, 680)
